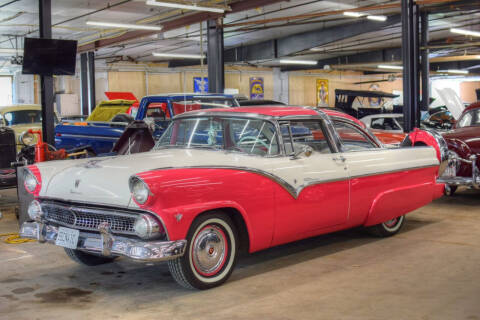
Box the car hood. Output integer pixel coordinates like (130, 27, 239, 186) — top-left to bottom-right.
(10, 123, 42, 135)
(37, 148, 274, 207)
(435, 88, 465, 120)
(442, 127, 480, 152)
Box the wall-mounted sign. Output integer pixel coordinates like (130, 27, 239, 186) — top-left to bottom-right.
(368, 83, 381, 107)
(316, 79, 329, 107)
(250, 77, 264, 100)
(194, 77, 208, 93)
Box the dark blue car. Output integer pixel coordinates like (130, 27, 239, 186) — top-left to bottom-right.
(54, 94, 238, 155)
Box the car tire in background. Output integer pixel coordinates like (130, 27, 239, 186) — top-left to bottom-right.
(444, 185, 457, 196)
(366, 215, 405, 237)
(64, 248, 117, 266)
(168, 212, 239, 290)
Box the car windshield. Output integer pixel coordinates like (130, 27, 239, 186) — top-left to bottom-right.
(2, 110, 42, 125)
(154, 116, 279, 156)
(457, 109, 480, 128)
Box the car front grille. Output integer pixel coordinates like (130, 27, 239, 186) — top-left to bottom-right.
(41, 201, 138, 235)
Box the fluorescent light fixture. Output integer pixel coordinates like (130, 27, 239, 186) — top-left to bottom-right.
(438, 69, 469, 74)
(450, 28, 480, 37)
(378, 64, 403, 70)
(343, 11, 363, 18)
(86, 21, 162, 31)
(0, 48, 23, 54)
(367, 15, 387, 22)
(279, 59, 317, 65)
(146, 0, 225, 13)
(152, 52, 205, 59)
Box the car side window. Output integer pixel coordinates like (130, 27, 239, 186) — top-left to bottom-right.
(458, 112, 473, 128)
(371, 117, 401, 130)
(280, 120, 332, 155)
(333, 121, 377, 151)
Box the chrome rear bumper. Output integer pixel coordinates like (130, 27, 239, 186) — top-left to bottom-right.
(20, 221, 186, 262)
(437, 154, 479, 189)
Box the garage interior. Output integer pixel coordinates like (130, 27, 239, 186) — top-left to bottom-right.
(1, 0, 480, 319)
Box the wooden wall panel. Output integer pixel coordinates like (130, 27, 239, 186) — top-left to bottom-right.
(289, 73, 403, 107)
(147, 73, 183, 95)
(107, 71, 146, 100)
(460, 81, 480, 103)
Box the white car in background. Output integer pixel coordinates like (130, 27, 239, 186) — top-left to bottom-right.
(360, 113, 404, 134)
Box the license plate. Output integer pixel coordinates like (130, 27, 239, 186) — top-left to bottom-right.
(443, 165, 456, 178)
(55, 227, 80, 249)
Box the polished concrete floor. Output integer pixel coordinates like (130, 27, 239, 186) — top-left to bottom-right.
(1, 187, 479, 320)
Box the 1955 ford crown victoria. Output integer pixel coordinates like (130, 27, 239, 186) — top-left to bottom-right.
(20, 106, 446, 289)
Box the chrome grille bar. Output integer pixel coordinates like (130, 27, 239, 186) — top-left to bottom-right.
(41, 201, 138, 235)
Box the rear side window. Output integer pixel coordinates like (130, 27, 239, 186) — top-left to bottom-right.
(333, 121, 377, 151)
(370, 117, 401, 130)
(280, 120, 332, 155)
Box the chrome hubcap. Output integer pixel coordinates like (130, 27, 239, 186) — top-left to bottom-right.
(384, 218, 398, 228)
(192, 225, 228, 276)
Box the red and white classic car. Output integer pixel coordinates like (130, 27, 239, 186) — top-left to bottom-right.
(20, 106, 446, 289)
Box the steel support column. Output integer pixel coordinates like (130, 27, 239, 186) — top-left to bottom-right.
(87, 51, 96, 112)
(207, 19, 224, 94)
(80, 52, 89, 115)
(401, 0, 420, 133)
(413, 5, 420, 127)
(421, 12, 430, 112)
(39, 0, 54, 145)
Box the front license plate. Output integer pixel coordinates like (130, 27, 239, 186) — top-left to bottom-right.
(55, 227, 80, 249)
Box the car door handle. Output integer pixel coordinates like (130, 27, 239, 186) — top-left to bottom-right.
(332, 155, 346, 163)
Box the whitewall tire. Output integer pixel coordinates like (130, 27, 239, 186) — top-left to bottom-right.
(366, 215, 405, 237)
(168, 212, 238, 289)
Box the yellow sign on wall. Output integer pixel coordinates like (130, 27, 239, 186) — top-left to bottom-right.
(316, 79, 329, 107)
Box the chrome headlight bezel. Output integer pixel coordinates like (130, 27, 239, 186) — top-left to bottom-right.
(27, 200, 43, 221)
(19, 131, 36, 146)
(129, 176, 151, 205)
(24, 168, 39, 193)
(133, 214, 163, 240)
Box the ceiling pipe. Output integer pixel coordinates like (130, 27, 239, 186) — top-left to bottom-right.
(223, 0, 472, 28)
(78, 0, 286, 52)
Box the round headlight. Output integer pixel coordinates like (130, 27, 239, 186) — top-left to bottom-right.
(27, 200, 43, 221)
(20, 131, 36, 146)
(129, 176, 150, 205)
(24, 169, 38, 193)
(133, 214, 163, 240)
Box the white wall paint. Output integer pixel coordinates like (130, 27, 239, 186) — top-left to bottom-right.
(13, 73, 34, 104)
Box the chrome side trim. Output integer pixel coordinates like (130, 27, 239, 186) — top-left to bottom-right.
(56, 133, 121, 140)
(148, 164, 439, 199)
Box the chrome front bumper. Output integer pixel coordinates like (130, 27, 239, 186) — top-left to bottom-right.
(19, 221, 187, 262)
(437, 154, 479, 189)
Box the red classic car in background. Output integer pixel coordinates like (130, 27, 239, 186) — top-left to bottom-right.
(410, 102, 480, 195)
(20, 106, 446, 289)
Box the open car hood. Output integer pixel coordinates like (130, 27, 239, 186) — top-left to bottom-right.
(435, 88, 465, 120)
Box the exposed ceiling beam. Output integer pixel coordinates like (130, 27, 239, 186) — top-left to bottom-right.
(282, 46, 480, 72)
(78, 0, 287, 53)
(224, 14, 401, 64)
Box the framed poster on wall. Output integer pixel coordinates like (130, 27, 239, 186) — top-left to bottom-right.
(316, 79, 329, 107)
(250, 77, 264, 100)
(193, 77, 208, 93)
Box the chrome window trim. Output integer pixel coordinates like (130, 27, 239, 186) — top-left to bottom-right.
(330, 117, 383, 151)
(154, 115, 283, 157)
(159, 109, 389, 157)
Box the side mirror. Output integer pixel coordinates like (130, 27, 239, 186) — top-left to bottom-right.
(290, 145, 313, 160)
